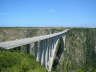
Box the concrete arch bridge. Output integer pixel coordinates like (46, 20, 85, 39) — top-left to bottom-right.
(0, 29, 69, 72)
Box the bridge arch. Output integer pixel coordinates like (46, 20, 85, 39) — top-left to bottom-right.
(52, 37, 64, 69)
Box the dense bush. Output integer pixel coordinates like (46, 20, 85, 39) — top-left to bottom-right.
(0, 52, 47, 72)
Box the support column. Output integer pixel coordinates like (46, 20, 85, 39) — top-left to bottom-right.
(48, 39, 59, 72)
(36, 41, 41, 61)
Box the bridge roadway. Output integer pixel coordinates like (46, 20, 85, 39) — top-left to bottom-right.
(0, 29, 69, 72)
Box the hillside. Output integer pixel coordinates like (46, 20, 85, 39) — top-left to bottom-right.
(0, 27, 65, 42)
(0, 28, 96, 72)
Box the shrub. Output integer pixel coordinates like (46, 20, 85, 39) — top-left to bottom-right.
(0, 52, 47, 72)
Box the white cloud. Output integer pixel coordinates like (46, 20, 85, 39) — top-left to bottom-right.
(48, 8, 56, 13)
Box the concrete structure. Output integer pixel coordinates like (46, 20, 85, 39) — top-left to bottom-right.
(0, 29, 69, 72)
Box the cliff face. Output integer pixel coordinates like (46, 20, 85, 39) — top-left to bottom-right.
(55, 28, 96, 72)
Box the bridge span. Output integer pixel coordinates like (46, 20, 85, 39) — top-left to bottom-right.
(0, 29, 69, 72)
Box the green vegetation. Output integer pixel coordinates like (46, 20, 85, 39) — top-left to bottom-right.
(0, 52, 47, 72)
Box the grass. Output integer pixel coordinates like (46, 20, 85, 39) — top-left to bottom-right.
(0, 51, 47, 72)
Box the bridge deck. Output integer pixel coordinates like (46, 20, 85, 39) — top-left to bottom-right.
(0, 29, 69, 49)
